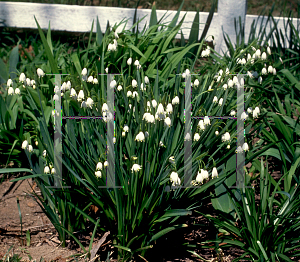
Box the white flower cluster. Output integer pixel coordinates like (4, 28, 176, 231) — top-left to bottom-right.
(143, 113, 155, 123)
(170, 171, 181, 187)
(221, 132, 231, 142)
(261, 65, 276, 75)
(134, 60, 141, 70)
(213, 96, 224, 106)
(190, 167, 218, 186)
(236, 142, 249, 153)
(142, 99, 178, 127)
(21, 140, 33, 153)
(201, 45, 211, 57)
(236, 57, 247, 65)
(12, 73, 36, 93)
(182, 69, 190, 79)
(197, 116, 211, 131)
(249, 106, 260, 118)
(127, 58, 142, 69)
(44, 165, 55, 174)
(81, 68, 99, 84)
(237, 46, 275, 80)
(102, 103, 113, 123)
(122, 125, 129, 137)
(95, 161, 103, 178)
(108, 39, 118, 52)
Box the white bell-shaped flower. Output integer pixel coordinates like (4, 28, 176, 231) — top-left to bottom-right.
(135, 132, 145, 142)
(21, 140, 28, 150)
(86, 98, 94, 109)
(132, 91, 138, 98)
(236, 146, 243, 154)
(204, 116, 210, 126)
(102, 103, 109, 112)
(184, 133, 191, 141)
(166, 103, 173, 114)
(194, 133, 200, 141)
(19, 73, 26, 83)
(156, 103, 165, 120)
(37, 68, 45, 77)
(95, 171, 102, 178)
(44, 166, 50, 174)
(218, 98, 223, 106)
(28, 145, 33, 152)
(198, 120, 205, 130)
(255, 49, 261, 58)
(81, 68, 87, 76)
(7, 79, 13, 87)
(230, 110, 236, 116)
(268, 66, 273, 74)
(152, 99, 157, 108)
(110, 80, 117, 89)
(196, 171, 204, 184)
(172, 96, 180, 105)
(164, 117, 171, 127)
(228, 79, 234, 88)
(212, 167, 218, 178)
(241, 112, 248, 120)
(131, 164, 142, 173)
(70, 88, 77, 99)
(170, 172, 180, 186)
(77, 90, 84, 102)
(222, 132, 231, 142)
(242, 143, 249, 152)
(88, 76, 94, 83)
(132, 79, 137, 88)
(233, 76, 238, 85)
(8, 87, 14, 95)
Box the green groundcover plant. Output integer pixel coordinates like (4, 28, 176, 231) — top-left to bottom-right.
(0, 1, 242, 260)
(1, 1, 300, 261)
(195, 158, 300, 262)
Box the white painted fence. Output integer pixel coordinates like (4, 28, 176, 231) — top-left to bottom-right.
(0, 1, 299, 54)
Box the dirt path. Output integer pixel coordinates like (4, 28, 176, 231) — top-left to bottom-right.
(0, 172, 78, 261)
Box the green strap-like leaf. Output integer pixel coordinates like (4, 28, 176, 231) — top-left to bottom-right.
(149, 2, 157, 27)
(149, 224, 188, 242)
(8, 41, 20, 80)
(96, 16, 103, 46)
(0, 57, 8, 82)
(34, 16, 59, 74)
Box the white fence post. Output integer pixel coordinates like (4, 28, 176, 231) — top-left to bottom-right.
(216, 0, 247, 55)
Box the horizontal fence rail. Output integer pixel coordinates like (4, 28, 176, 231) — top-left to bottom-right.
(0, 1, 299, 53)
